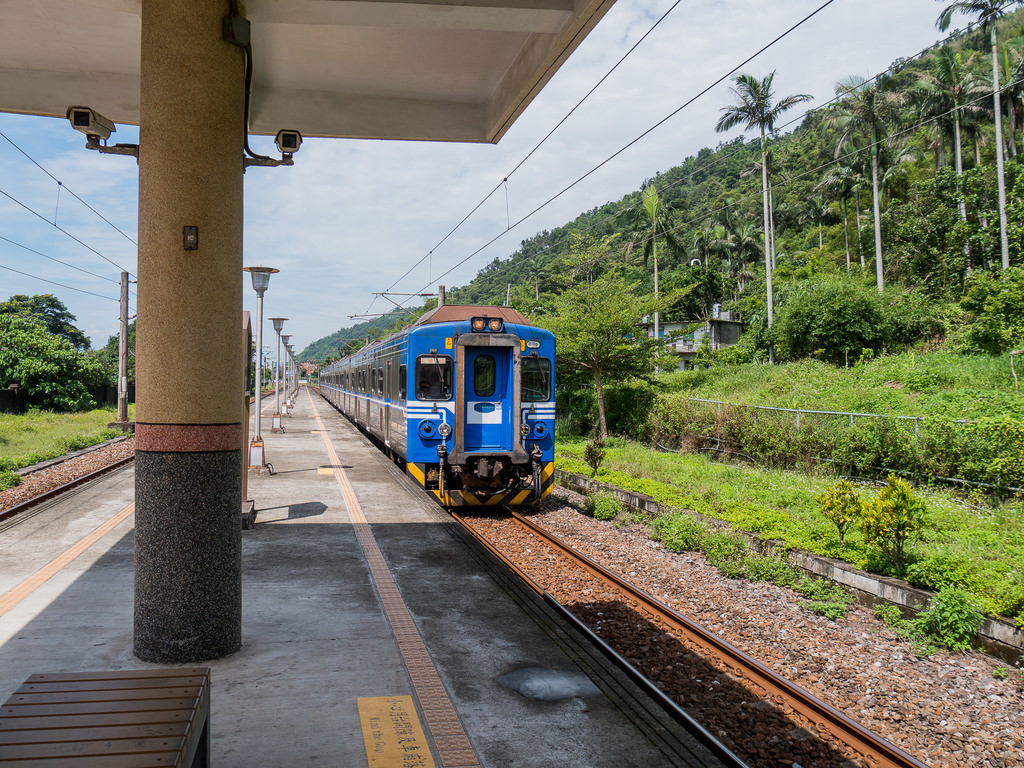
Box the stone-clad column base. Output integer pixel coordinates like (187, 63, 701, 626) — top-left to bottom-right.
(134, 449, 242, 663)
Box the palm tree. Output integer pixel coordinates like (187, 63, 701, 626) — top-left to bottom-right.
(937, 0, 1024, 269)
(619, 185, 683, 342)
(916, 47, 984, 223)
(715, 71, 811, 344)
(817, 162, 858, 274)
(828, 74, 905, 294)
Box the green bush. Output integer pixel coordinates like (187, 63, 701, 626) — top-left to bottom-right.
(650, 513, 709, 553)
(794, 576, 855, 620)
(0, 469, 20, 492)
(816, 479, 863, 546)
(860, 474, 927, 576)
(586, 491, 622, 521)
(584, 439, 606, 477)
(914, 587, 984, 652)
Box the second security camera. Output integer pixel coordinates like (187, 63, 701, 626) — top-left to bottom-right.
(67, 106, 115, 142)
(275, 130, 302, 155)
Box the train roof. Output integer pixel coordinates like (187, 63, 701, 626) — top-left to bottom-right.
(412, 305, 532, 328)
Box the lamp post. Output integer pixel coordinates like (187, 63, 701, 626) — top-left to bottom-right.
(280, 335, 291, 414)
(286, 344, 295, 404)
(243, 265, 278, 469)
(269, 317, 287, 431)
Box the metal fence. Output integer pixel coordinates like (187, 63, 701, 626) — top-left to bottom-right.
(664, 398, 1024, 495)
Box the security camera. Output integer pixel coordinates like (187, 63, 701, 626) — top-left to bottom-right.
(275, 130, 302, 155)
(67, 106, 115, 142)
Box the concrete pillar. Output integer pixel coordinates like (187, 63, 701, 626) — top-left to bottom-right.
(133, 0, 245, 663)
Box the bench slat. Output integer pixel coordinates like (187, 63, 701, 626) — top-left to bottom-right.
(16, 678, 207, 695)
(23, 669, 208, 684)
(0, 722, 189, 745)
(2, 699, 200, 718)
(0, 752, 183, 768)
(0, 710, 191, 730)
(5, 686, 204, 705)
(0, 735, 189, 759)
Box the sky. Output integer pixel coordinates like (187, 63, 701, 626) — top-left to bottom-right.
(0, 0, 959, 355)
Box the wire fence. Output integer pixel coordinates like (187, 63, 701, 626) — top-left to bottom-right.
(655, 397, 1024, 496)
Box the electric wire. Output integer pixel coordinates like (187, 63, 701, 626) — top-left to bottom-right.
(406, 0, 842, 299)
(0, 262, 118, 302)
(0, 129, 139, 249)
(0, 235, 121, 285)
(0, 187, 135, 276)
(394, 9, 1019, 303)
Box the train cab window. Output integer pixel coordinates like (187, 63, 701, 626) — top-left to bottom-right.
(521, 356, 551, 402)
(399, 365, 407, 399)
(415, 355, 453, 400)
(473, 355, 496, 397)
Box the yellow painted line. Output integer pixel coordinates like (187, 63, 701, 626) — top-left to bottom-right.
(0, 502, 135, 619)
(358, 696, 436, 768)
(302, 388, 480, 768)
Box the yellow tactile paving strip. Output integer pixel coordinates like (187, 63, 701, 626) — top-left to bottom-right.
(306, 389, 481, 768)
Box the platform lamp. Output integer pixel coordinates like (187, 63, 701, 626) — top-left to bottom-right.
(243, 265, 278, 469)
(280, 335, 291, 415)
(269, 317, 287, 431)
(286, 343, 295, 404)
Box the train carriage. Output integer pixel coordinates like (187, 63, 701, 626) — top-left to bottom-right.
(319, 303, 555, 506)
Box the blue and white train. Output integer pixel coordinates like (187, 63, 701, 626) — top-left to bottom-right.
(318, 303, 555, 506)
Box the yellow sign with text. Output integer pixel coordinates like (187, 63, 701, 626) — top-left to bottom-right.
(357, 696, 436, 768)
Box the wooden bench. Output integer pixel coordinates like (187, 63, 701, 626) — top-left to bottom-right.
(0, 668, 210, 767)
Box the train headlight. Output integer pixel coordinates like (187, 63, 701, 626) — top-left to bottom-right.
(487, 318, 503, 332)
(471, 317, 486, 332)
(520, 423, 531, 437)
(438, 422, 452, 437)
(533, 421, 548, 437)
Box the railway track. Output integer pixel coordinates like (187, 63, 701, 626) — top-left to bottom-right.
(454, 507, 932, 768)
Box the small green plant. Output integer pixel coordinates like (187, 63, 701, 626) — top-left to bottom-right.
(816, 479, 863, 546)
(650, 513, 709, 553)
(994, 667, 1008, 680)
(795, 576, 855, 620)
(584, 439, 606, 476)
(0, 468, 20, 492)
(913, 586, 984, 653)
(586, 491, 622, 521)
(860, 474, 927, 576)
(873, 603, 935, 654)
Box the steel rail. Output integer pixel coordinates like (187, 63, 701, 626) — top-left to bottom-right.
(473, 508, 930, 768)
(0, 455, 135, 523)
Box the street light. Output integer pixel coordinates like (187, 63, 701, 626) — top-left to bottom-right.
(280, 334, 291, 415)
(269, 317, 287, 431)
(243, 265, 278, 469)
(285, 344, 295, 406)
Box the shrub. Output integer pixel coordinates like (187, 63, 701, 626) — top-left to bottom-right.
(0, 469, 20, 492)
(650, 513, 709, 553)
(795, 576, 855, 620)
(703, 529, 750, 575)
(914, 587, 984, 653)
(860, 474, 927, 576)
(816, 479, 863, 546)
(586, 491, 622, 521)
(584, 439, 606, 477)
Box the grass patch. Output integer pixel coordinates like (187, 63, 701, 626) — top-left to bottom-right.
(0, 407, 133, 491)
(557, 436, 1024, 622)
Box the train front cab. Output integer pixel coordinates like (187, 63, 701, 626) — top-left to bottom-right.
(408, 317, 554, 507)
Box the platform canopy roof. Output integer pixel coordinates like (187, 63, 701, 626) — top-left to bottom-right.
(0, 0, 617, 143)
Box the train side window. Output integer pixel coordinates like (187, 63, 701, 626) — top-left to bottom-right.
(473, 355, 496, 397)
(399, 365, 407, 399)
(521, 356, 551, 402)
(415, 355, 453, 400)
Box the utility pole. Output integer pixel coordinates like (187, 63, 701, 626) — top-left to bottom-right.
(117, 271, 130, 425)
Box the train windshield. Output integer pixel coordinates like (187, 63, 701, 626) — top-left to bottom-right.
(521, 356, 550, 402)
(415, 355, 453, 400)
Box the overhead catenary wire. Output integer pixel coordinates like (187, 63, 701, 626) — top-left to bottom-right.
(0, 129, 139, 250)
(0, 262, 118, 302)
(397, 9, 1018, 302)
(0, 234, 121, 285)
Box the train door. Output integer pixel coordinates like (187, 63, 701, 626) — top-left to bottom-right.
(384, 360, 392, 446)
(463, 347, 511, 452)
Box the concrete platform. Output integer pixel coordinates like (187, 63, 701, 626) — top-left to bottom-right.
(0, 388, 727, 767)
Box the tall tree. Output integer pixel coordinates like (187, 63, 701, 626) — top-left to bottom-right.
(618, 185, 684, 343)
(715, 72, 811, 354)
(829, 75, 906, 294)
(937, 0, 1024, 270)
(0, 294, 90, 350)
(817, 162, 859, 274)
(540, 270, 668, 439)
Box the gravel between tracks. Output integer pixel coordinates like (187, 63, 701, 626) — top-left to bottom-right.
(0, 439, 135, 511)
(467, 487, 1024, 768)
